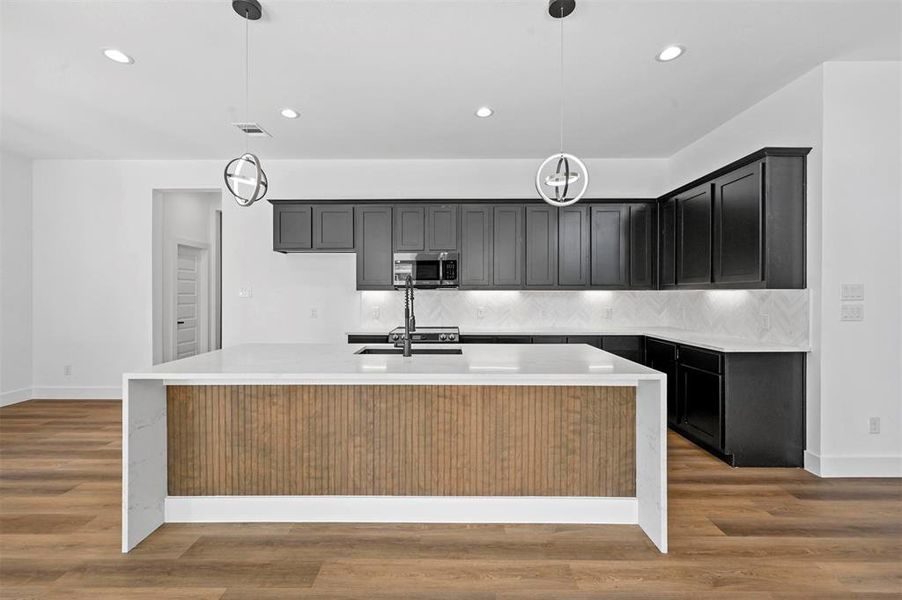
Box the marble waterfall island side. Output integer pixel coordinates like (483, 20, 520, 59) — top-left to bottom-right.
(122, 343, 667, 552)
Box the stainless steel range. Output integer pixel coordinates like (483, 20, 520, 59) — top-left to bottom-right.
(389, 326, 459, 344)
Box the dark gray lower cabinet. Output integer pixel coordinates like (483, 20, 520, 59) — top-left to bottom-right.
(355, 206, 393, 289)
(525, 206, 558, 287)
(558, 205, 590, 287)
(645, 339, 678, 427)
(590, 205, 629, 288)
(492, 205, 524, 288)
(313, 205, 355, 249)
(648, 337, 806, 467)
(601, 335, 644, 363)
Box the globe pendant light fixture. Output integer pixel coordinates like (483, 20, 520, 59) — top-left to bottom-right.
(535, 0, 589, 208)
(224, 0, 268, 207)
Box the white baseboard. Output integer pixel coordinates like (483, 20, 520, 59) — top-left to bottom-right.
(805, 451, 902, 478)
(165, 496, 639, 525)
(30, 386, 121, 400)
(0, 387, 32, 407)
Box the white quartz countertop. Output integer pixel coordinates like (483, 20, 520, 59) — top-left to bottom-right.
(125, 343, 664, 386)
(346, 327, 809, 353)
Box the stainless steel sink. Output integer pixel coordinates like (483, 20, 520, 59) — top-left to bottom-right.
(355, 347, 463, 355)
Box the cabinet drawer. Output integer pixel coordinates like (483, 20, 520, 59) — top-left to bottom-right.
(566, 336, 602, 349)
(646, 338, 677, 361)
(533, 336, 567, 344)
(679, 346, 722, 374)
(495, 335, 532, 344)
(459, 335, 495, 344)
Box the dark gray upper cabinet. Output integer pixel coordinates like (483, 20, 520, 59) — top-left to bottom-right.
(659, 199, 676, 288)
(393, 205, 425, 251)
(459, 205, 493, 288)
(312, 205, 355, 250)
(355, 205, 393, 289)
(426, 205, 458, 251)
(273, 204, 312, 252)
(590, 205, 629, 288)
(525, 205, 558, 287)
(492, 205, 524, 287)
(558, 205, 590, 287)
(629, 203, 655, 289)
(675, 185, 713, 285)
(713, 162, 763, 285)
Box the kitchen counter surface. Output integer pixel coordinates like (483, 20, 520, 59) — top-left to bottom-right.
(346, 327, 810, 354)
(125, 342, 663, 386)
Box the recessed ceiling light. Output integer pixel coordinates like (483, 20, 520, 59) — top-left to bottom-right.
(102, 48, 134, 64)
(475, 106, 494, 118)
(656, 45, 685, 62)
(280, 108, 299, 119)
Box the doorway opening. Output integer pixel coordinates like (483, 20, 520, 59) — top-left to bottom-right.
(152, 190, 223, 364)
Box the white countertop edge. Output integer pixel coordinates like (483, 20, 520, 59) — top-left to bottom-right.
(124, 373, 661, 386)
(345, 329, 810, 353)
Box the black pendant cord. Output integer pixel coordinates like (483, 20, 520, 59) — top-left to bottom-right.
(559, 0, 564, 155)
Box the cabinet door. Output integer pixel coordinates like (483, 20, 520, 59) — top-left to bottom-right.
(590, 205, 628, 288)
(713, 162, 763, 284)
(646, 339, 678, 426)
(313, 205, 355, 250)
(493, 205, 524, 287)
(558, 205, 590, 287)
(679, 364, 723, 450)
(525, 205, 558, 287)
(355, 205, 393, 289)
(426, 205, 458, 251)
(629, 204, 654, 289)
(601, 335, 644, 363)
(394, 205, 425, 251)
(273, 204, 312, 251)
(459, 205, 492, 287)
(676, 185, 712, 285)
(659, 199, 676, 287)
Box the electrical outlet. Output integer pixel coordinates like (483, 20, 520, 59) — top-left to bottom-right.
(841, 304, 864, 321)
(476, 307, 486, 320)
(238, 287, 252, 298)
(601, 307, 613, 320)
(760, 313, 771, 331)
(371, 306, 381, 320)
(310, 308, 319, 319)
(841, 284, 865, 301)
(869, 417, 880, 434)
(63, 365, 72, 377)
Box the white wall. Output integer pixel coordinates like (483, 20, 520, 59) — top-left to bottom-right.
(818, 62, 901, 476)
(0, 151, 34, 406)
(30, 158, 667, 398)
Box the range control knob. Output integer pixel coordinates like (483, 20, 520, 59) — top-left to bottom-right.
(448, 333, 456, 341)
(439, 334, 447, 341)
(391, 333, 400, 341)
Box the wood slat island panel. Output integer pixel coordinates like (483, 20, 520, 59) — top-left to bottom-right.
(166, 385, 636, 497)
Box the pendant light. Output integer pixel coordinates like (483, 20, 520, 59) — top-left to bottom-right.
(535, 0, 589, 207)
(224, 0, 268, 207)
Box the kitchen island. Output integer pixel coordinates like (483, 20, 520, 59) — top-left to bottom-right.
(122, 343, 667, 553)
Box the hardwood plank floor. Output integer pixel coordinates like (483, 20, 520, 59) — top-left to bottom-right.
(1, 399, 900, 599)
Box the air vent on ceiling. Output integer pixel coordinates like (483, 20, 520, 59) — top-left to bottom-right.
(232, 122, 271, 137)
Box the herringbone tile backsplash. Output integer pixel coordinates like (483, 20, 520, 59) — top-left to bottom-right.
(358, 289, 809, 347)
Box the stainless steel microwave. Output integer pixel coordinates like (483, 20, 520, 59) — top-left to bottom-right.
(392, 252, 459, 288)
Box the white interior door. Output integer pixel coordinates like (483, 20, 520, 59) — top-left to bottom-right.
(174, 245, 205, 359)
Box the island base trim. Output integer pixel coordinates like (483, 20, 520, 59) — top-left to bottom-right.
(164, 495, 639, 526)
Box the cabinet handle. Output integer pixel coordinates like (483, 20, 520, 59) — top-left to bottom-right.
(177, 320, 185, 325)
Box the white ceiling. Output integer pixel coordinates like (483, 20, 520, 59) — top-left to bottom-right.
(1, 0, 899, 160)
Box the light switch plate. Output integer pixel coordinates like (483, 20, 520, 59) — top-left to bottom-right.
(841, 304, 864, 321)
(841, 284, 865, 301)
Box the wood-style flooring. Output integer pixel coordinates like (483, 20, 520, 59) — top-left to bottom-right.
(1, 399, 900, 599)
